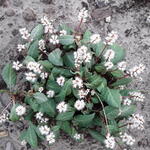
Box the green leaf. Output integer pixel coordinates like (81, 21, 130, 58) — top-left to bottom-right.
(110, 44, 126, 64)
(63, 52, 75, 68)
(48, 48, 63, 66)
(59, 24, 73, 35)
(88, 130, 104, 143)
(101, 88, 121, 108)
(119, 89, 135, 96)
(23, 56, 35, 65)
(28, 40, 39, 60)
(56, 111, 75, 121)
(81, 30, 92, 43)
(119, 105, 136, 118)
(58, 121, 72, 135)
(33, 92, 48, 104)
(52, 67, 73, 77)
(59, 35, 74, 45)
(111, 78, 132, 87)
(73, 113, 95, 127)
(26, 123, 38, 148)
(104, 106, 119, 120)
(31, 24, 44, 40)
(101, 125, 119, 136)
(9, 104, 20, 121)
(56, 79, 72, 101)
(2, 64, 16, 89)
(91, 42, 105, 56)
(38, 60, 53, 72)
(39, 100, 56, 117)
(95, 64, 106, 73)
(111, 70, 124, 78)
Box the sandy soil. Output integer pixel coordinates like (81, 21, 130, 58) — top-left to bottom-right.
(0, 0, 150, 149)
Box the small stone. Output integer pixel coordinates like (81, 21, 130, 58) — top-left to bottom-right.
(40, 0, 52, 4)
(0, 0, 5, 6)
(12, 29, 19, 36)
(5, 142, 15, 150)
(23, 8, 36, 21)
(5, 9, 15, 17)
(13, 0, 22, 7)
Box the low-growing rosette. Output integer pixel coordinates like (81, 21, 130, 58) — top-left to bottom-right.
(0, 8, 146, 150)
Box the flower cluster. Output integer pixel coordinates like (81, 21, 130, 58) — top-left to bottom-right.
(0, 113, 9, 124)
(105, 30, 118, 45)
(35, 112, 49, 123)
(15, 105, 26, 116)
(56, 101, 68, 113)
(19, 28, 31, 40)
(78, 8, 88, 23)
(74, 45, 92, 68)
(129, 91, 145, 102)
(104, 134, 116, 149)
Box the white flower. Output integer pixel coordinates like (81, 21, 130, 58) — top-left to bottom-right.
(105, 16, 111, 23)
(78, 89, 89, 99)
(120, 133, 135, 146)
(16, 105, 26, 116)
(103, 49, 115, 61)
(46, 132, 55, 145)
(128, 114, 145, 130)
(104, 134, 116, 149)
(104, 61, 114, 70)
(123, 98, 132, 105)
(40, 72, 48, 80)
(38, 87, 44, 93)
(40, 117, 49, 123)
(27, 62, 42, 74)
(19, 28, 31, 40)
(47, 90, 55, 98)
(49, 35, 59, 44)
(129, 91, 145, 102)
(56, 101, 68, 113)
(78, 8, 88, 23)
(39, 39, 46, 50)
(41, 16, 51, 26)
(117, 61, 127, 71)
(45, 24, 54, 34)
(35, 112, 43, 120)
(91, 90, 96, 96)
(90, 34, 101, 44)
(72, 77, 83, 88)
(12, 61, 23, 71)
(21, 140, 27, 146)
(56, 76, 65, 87)
(128, 64, 145, 77)
(74, 133, 83, 140)
(0, 113, 9, 124)
(74, 46, 91, 68)
(25, 72, 37, 82)
(146, 15, 150, 23)
(17, 44, 25, 52)
(39, 125, 50, 135)
(60, 30, 67, 36)
(105, 30, 118, 45)
(74, 99, 86, 111)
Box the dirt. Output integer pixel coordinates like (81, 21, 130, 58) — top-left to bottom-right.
(0, 0, 150, 150)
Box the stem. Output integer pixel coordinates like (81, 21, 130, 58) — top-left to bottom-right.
(95, 93, 110, 135)
(99, 44, 108, 58)
(0, 100, 12, 116)
(77, 18, 83, 32)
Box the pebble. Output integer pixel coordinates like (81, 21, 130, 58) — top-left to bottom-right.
(11, 29, 19, 36)
(40, 0, 52, 4)
(13, 0, 22, 7)
(5, 9, 15, 17)
(5, 142, 15, 150)
(0, 0, 5, 6)
(22, 8, 36, 21)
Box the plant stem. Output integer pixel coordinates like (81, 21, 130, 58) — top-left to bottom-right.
(95, 93, 110, 135)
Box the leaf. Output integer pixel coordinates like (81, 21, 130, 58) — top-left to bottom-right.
(56, 79, 72, 101)
(9, 104, 20, 121)
(23, 56, 35, 65)
(81, 30, 92, 43)
(88, 130, 104, 143)
(104, 106, 119, 120)
(39, 100, 56, 117)
(101, 88, 121, 108)
(111, 78, 132, 87)
(38, 60, 53, 72)
(48, 49, 63, 66)
(63, 52, 75, 68)
(26, 123, 38, 148)
(52, 67, 73, 77)
(2, 64, 16, 89)
(119, 89, 136, 96)
(110, 44, 126, 64)
(33, 92, 48, 104)
(101, 125, 119, 136)
(31, 24, 44, 40)
(59, 24, 73, 35)
(56, 111, 75, 121)
(59, 35, 74, 45)
(28, 40, 39, 60)
(111, 70, 124, 78)
(119, 105, 136, 118)
(91, 42, 105, 56)
(73, 113, 95, 127)
(95, 64, 106, 73)
(51, 125, 60, 137)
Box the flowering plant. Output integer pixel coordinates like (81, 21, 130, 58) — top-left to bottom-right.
(0, 8, 145, 149)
